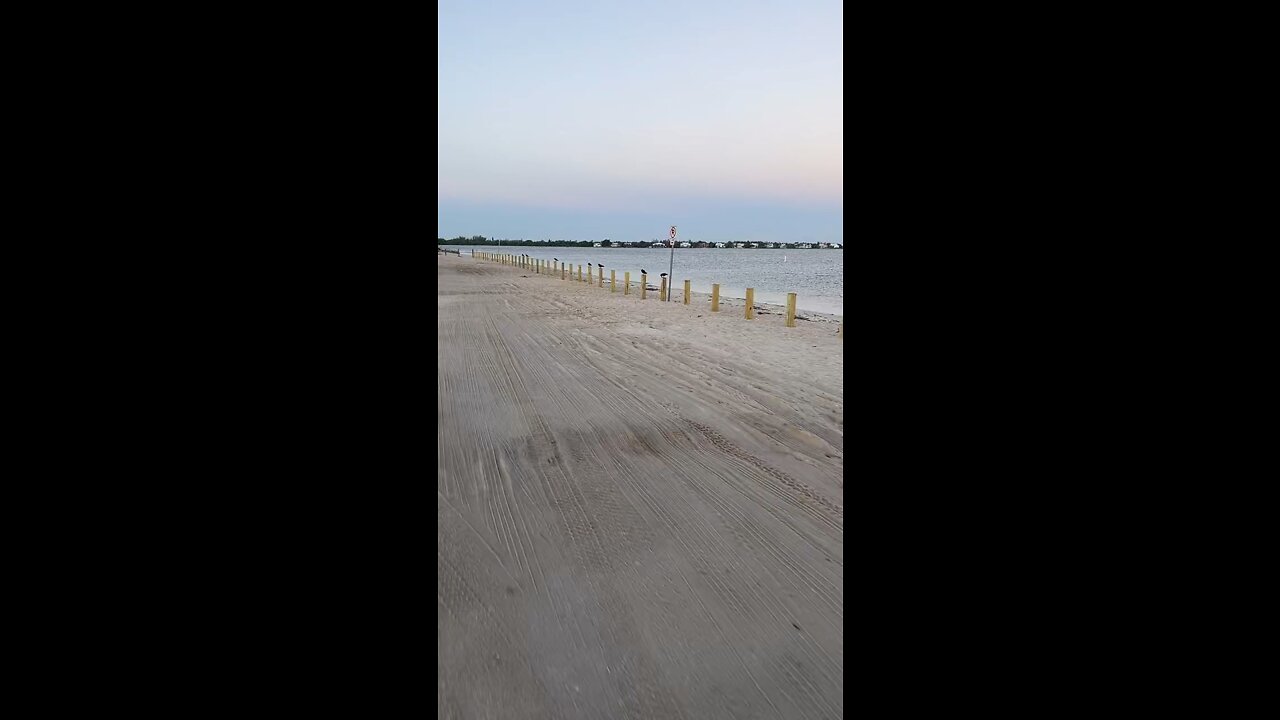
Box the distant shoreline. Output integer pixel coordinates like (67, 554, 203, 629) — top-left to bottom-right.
(438, 241, 844, 250)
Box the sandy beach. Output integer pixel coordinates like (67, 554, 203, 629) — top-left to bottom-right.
(437, 253, 843, 718)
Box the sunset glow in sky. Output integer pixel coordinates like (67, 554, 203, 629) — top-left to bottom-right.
(438, 0, 843, 243)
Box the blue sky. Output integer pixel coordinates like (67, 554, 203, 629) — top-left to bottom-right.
(438, 0, 842, 243)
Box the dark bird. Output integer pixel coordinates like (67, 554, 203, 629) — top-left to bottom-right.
(553, 258, 558, 262)
(641, 268, 647, 274)
(660, 273, 668, 278)
(597, 263, 603, 268)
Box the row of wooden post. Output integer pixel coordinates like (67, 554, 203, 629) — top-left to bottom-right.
(473, 250, 803, 328)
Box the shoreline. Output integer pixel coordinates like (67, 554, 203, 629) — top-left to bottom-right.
(485, 267, 843, 324)
(461, 248, 843, 318)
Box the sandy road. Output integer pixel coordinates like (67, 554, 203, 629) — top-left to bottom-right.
(438, 254, 843, 719)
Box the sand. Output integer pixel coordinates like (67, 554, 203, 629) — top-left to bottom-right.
(438, 253, 843, 719)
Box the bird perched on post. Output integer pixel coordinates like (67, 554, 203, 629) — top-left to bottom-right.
(660, 273, 668, 278)
(641, 268, 647, 274)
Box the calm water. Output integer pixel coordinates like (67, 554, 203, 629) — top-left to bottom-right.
(452, 245, 844, 315)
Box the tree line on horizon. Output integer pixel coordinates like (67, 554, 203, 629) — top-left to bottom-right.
(439, 236, 599, 247)
(437, 237, 841, 248)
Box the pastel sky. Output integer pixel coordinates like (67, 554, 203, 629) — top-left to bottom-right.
(438, 0, 843, 243)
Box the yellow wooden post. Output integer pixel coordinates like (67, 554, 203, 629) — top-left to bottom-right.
(711, 284, 720, 312)
(598, 268, 604, 288)
(683, 279, 690, 305)
(745, 288, 755, 319)
(561, 262, 565, 280)
(578, 265, 583, 282)
(786, 293, 797, 327)
(660, 276, 667, 302)
(611, 269, 616, 292)
(624, 271, 630, 295)
(641, 274, 647, 299)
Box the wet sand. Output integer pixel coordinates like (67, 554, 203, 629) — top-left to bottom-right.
(438, 254, 843, 719)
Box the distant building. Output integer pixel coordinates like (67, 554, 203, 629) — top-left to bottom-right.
(715, 242, 727, 248)
(679, 242, 691, 248)
(734, 242, 747, 248)
(593, 242, 602, 247)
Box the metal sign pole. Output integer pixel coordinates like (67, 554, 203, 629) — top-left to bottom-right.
(666, 225, 677, 301)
